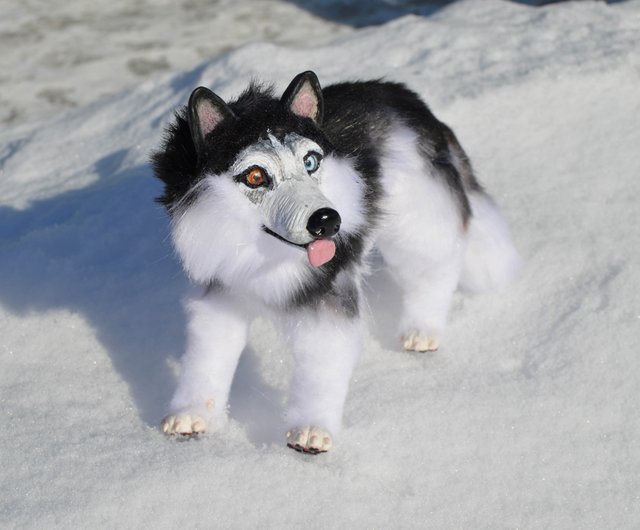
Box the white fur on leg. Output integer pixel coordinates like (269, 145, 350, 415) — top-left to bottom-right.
(376, 125, 466, 349)
(460, 191, 522, 293)
(394, 254, 463, 351)
(284, 308, 362, 442)
(163, 289, 249, 435)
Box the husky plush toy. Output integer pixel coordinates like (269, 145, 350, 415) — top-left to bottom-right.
(152, 71, 520, 453)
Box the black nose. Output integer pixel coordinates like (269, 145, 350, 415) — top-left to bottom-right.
(306, 208, 341, 238)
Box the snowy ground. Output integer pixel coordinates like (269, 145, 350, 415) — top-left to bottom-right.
(1, 0, 639, 527)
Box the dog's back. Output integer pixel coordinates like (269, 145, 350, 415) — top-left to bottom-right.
(321, 81, 521, 312)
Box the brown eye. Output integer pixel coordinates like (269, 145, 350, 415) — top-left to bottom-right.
(245, 167, 266, 188)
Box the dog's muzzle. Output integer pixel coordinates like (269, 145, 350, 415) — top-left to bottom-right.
(263, 206, 341, 268)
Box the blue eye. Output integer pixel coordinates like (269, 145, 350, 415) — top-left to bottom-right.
(304, 152, 322, 174)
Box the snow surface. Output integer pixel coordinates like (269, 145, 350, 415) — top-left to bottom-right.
(1, 0, 640, 527)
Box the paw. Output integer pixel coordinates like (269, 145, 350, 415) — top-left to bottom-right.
(286, 426, 332, 454)
(162, 398, 215, 436)
(402, 330, 439, 352)
(161, 413, 207, 435)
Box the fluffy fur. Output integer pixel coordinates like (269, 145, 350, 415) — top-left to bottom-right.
(152, 71, 520, 453)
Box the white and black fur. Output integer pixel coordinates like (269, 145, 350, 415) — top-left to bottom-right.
(152, 71, 521, 453)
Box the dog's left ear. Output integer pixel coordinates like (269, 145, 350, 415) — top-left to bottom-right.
(281, 71, 324, 124)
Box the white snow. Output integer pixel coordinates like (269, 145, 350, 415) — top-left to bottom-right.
(1, 0, 639, 527)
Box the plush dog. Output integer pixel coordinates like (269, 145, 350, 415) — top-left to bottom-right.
(152, 71, 520, 453)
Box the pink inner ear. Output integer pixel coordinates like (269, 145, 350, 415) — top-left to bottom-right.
(198, 101, 223, 136)
(291, 84, 317, 120)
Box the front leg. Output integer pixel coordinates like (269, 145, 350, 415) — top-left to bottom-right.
(284, 292, 362, 453)
(162, 288, 249, 435)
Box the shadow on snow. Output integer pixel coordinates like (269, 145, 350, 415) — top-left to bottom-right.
(0, 148, 283, 445)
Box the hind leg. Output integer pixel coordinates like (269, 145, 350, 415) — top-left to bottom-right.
(378, 232, 464, 352)
(398, 259, 462, 352)
(376, 127, 467, 351)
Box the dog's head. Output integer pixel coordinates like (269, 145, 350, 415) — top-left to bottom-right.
(153, 72, 365, 299)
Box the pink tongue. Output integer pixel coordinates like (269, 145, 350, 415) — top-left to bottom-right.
(307, 239, 336, 267)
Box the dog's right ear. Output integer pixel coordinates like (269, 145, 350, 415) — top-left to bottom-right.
(188, 87, 236, 155)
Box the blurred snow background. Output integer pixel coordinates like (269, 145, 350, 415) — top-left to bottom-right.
(1, 0, 462, 125)
(1, 0, 639, 528)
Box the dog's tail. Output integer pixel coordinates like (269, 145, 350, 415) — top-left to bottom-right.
(441, 125, 522, 293)
(459, 190, 522, 293)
